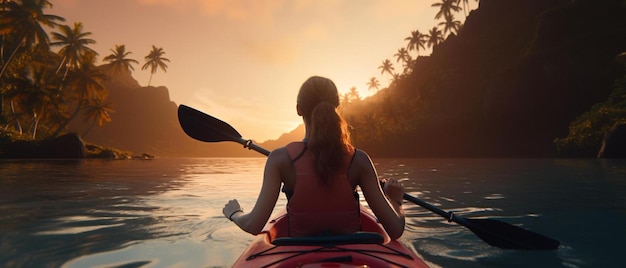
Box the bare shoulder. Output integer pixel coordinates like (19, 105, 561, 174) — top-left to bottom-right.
(350, 149, 376, 181)
(353, 149, 374, 166)
(266, 147, 291, 171)
(268, 147, 289, 161)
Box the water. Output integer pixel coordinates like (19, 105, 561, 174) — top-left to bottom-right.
(0, 158, 624, 268)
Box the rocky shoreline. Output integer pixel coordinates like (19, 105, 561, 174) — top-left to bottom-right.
(0, 133, 154, 160)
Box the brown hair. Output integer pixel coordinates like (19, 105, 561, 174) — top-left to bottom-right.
(297, 76, 353, 184)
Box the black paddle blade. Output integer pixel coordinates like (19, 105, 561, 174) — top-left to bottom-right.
(178, 105, 242, 143)
(465, 218, 560, 250)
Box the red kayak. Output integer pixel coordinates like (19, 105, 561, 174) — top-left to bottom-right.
(232, 207, 429, 268)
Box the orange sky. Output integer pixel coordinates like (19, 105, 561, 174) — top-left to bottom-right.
(50, 0, 477, 142)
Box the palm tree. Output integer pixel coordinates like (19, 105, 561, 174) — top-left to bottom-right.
(401, 55, 414, 74)
(7, 62, 60, 138)
(394, 47, 414, 75)
(427, 27, 445, 49)
(438, 13, 462, 36)
(51, 52, 107, 137)
(142, 45, 170, 86)
(458, 0, 470, 17)
(394, 48, 410, 64)
(390, 73, 402, 87)
(404, 30, 426, 56)
(0, 0, 64, 78)
(367, 77, 380, 91)
(378, 59, 395, 77)
(82, 98, 113, 138)
(344, 87, 361, 104)
(431, 0, 462, 20)
(50, 22, 97, 76)
(20, 68, 58, 138)
(103, 44, 138, 76)
(0, 0, 63, 121)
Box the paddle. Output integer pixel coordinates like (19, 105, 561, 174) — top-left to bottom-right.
(177, 104, 560, 250)
(177, 104, 269, 155)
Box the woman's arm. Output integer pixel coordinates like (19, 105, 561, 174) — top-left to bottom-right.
(222, 148, 287, 234)
(354, 150, 405, 240)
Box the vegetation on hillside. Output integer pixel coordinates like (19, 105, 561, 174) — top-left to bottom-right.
(338, 0, 626, 157)
(1, 0, 624, 158)
(555, 67, 626, 157)
(0, 0, 169, 143)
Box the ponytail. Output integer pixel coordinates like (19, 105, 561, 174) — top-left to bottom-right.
(297, 76, 353, 184)
(309, 102, 352, 184)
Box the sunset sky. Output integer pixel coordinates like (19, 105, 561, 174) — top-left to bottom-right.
(50, 0, 478, 142)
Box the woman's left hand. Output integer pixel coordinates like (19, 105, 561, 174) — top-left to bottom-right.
(223, 199, 243, 220)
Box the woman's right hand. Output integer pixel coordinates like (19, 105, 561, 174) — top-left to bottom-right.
(223, 199, 243, 221)
(382, 178, 404, 206)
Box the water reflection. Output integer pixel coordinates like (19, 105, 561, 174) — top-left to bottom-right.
(0, 159, 190, 268)
(1, 158, 625, 267)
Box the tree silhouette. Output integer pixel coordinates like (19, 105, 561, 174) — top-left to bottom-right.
(395, 48, 414, 74)
(82, 98, 113, 138)
(404, 30, 426, 56)
(394, 48, 410, 64)
(142, 45, 169, 86)
(427, 27, 445, 48)
(438, 13, 462, 36)
(103, 44, 139, 76)
(459, 0, 470, 17)
(390, 73, 401, 87)
(50, 22, 97, 83)
(17, 66, 59, 138)
(378, 59, 395, 77)
(367, 77, 380, 91)
(432, 0, 462, 20)
(6, 61, 59, 137)
(0, 0, 64, 78)
(52, 52, 107, 137)
(347, 87, 361, 103)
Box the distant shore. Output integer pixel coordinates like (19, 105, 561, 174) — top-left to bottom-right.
(0, 131, 154, 160)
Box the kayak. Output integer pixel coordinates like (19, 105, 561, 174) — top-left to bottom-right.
(232, 207, 430, 268)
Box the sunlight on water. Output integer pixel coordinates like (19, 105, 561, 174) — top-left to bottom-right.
(1, 158, 625, 267)
(483, 193, 506, 200)
(36, 223, 125, 236)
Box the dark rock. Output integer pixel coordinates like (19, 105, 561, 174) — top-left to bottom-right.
(39, 133, 87, 158)
(598, 123, 626, 158)
(2, 133, 86, 159)
(2, 140, 39, 158)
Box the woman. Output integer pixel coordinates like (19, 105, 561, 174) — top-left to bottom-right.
(222, 76, 405, 239)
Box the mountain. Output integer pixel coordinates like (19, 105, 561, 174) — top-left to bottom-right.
(346, 0, 626, 157)
(73, 0, 626, 158)
(70, 67, 299, 157)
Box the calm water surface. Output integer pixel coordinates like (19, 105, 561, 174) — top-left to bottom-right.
(1, 158, 625, 268)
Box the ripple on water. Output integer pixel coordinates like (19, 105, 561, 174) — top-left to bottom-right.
(483, 193, 506, 200)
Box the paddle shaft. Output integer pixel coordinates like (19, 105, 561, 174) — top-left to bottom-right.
(177, 104, 560, 250)
(236, 137, 271, 156)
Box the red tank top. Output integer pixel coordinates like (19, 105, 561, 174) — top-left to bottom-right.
(286, 142, 361, 237)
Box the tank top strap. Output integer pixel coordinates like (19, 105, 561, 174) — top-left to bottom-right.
(286, 142, 307, 163)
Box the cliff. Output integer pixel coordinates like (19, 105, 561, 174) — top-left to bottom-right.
(71, 67, 296, 157)
(352, 0, 626, 157)
(73, 0, 626, 158)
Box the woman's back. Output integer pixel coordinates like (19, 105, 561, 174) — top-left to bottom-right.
(284, 142, 360, 236)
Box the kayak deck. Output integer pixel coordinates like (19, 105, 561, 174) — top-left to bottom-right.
(232, 208, 429, 268)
